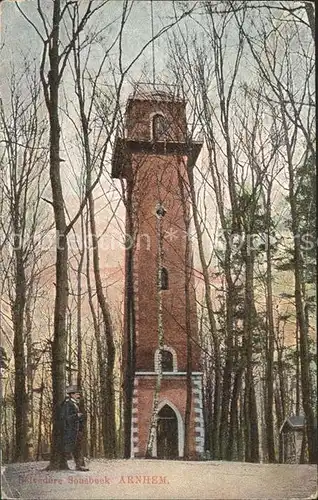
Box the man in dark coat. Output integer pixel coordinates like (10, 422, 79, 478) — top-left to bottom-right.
(60, 385, 89, 471)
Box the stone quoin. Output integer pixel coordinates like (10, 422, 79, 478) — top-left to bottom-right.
(112, 86, 204, 459)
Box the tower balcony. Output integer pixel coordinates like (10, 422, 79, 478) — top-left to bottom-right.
(127, 82, 184, 103)
(111, 132, 203, 179)
(111, 83, 203, 178)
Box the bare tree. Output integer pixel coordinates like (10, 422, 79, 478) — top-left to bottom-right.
(16, 0, 122, 469)
(167, 0, 316, 465)
(234, 7, 316, 462)
(0, 64, 49, 461)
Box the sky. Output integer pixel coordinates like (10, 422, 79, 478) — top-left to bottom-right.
(0, 0, 186, 91)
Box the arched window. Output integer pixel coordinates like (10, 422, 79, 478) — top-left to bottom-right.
(161, 350, 173, 372)
(152, 114, 169, 141)
(154, 345, 177, 373)
(160, 267, 169, 290)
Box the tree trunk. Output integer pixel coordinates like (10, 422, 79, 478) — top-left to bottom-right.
(36, 362, 45, 461)
(204, 140, 236, 460)
(264, 191, 276, 463)
(88, 193, 116, 457)
(281, 100, 317, 463)
(26, 294, 34, 460)
(179, 171, 193, 459)
(67, 311, 72, 385)
(295, 321, 300, 415)
(250, 377, 260, 462)
(123, 181, 136, 458)
(227, 367, 243, 460)
(88, 343, 97, 458)
(274, 384, 284, 463)
(187, 162, 221, 459)
(75, 45, 117, 455)
(204, 370, 213, 455)
(304, 1, 315, 41)
(76, 218, 84, 391)
(145, 209, 165, 458)
(219, 277, 235, 459)
(243, 246, 259, 463)
(12, 242, 28, 461)
(45, 0, 69, 470)
(76, 216, 86, 454)
(85, 221, 109, 458)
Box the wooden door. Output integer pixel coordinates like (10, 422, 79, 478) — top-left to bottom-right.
(157, 405, 178, 459)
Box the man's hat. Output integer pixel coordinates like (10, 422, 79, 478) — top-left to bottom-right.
(66, 385, 81, 394)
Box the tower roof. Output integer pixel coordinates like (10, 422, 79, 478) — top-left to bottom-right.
(128, 82, 184, 103)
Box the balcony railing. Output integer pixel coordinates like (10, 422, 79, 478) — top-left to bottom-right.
(128, 81, 184, 102)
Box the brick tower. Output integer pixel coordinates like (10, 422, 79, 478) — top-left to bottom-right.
(112, 86, 204, 459)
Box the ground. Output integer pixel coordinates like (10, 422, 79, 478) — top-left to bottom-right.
(1, 459, 317, 500)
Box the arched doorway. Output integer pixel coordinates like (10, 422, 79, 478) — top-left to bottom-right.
(156, 404, 178, 459)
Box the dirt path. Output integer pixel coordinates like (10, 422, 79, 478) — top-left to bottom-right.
(2, 459, 317, 499)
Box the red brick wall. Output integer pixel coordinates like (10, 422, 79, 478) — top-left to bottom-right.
(125, 98, 187, 142)
(135, 376, 199, 458)
(131, 151, 200, 372)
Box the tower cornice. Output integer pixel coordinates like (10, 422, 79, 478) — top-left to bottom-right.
(111, 137, 203, 178)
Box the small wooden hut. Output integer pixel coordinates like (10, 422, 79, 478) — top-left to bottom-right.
(279, 415, 305, 463)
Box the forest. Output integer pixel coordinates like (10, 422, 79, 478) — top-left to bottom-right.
(0, 0, 316, 468)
